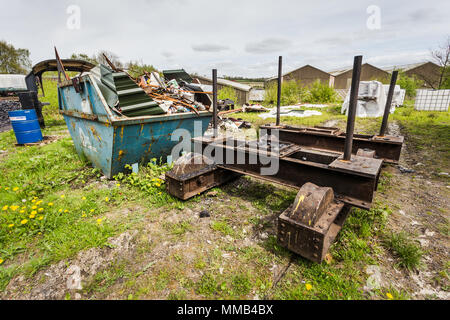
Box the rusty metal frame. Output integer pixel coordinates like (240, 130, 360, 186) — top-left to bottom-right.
(261, 125, 404, 164)
(192, 136, 383, 210)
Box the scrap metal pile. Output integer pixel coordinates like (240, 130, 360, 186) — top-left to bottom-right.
(0, 99, 21, 132)
(137, 70, 211, 115)
(165, 55, 406, 264)
(87, 55, 212, 118)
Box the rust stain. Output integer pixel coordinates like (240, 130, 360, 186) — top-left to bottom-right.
(90, 126, 102, 142)
(120, 126, 124, 142)
(118, 150, 125, 162)
(140, 124, 144, 136)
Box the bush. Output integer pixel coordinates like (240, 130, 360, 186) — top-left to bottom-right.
(383, 232, 423, 271)
(301, 80, 338, 104)
(218, 86, 239, 105)
(264, 80, 302, 106)
(397, 72, 423, 98)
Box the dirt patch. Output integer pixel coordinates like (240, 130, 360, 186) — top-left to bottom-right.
(373, 123, 450, 299)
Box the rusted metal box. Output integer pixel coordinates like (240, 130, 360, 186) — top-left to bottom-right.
(166, 165, 241, 200)
(278, 202, 350, 263)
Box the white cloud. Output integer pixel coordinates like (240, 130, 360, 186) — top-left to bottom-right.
(0, 0, 448, 77)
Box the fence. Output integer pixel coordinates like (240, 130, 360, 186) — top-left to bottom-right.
(415, 89, 450, 111)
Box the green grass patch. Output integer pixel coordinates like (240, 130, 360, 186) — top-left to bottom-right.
(383, 232, 423, 271)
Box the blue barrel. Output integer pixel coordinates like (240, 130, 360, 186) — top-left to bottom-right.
(8, 109, 43, 144)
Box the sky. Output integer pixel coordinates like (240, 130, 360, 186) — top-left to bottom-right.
(1, 0, 449, 78)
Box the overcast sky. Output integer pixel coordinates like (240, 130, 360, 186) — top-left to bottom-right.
(1, 0, 449, 78)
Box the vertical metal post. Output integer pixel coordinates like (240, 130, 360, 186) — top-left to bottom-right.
(379, 71, 399, 137)
(212, 69, 218, 137)
(343, 56, 363, 161)
(276, 56, 282, 126)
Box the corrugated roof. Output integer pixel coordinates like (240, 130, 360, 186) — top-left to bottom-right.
(382, 61, 434, 73)
(194, 75, 252, 92)
(328, 63, 390, 77)
(266, 64, 332, 82)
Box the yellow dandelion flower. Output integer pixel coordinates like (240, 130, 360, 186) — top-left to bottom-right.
(0, 258, 3, 265)
(11, 206, 20, 211)
(31, 210, 37, 215)
(38, 208, 44, 212)
(58, 209, 63, 213)
(21, 219, 28, 225)
(2, 205, 8, 211)
(13, 187, 19, 192)
(105, 197, 110, 202)
(116, 184, 121, 187)
(29, 214, 36, 219)
(38, 216, 44, 221)
(36, 200, 43, 205)
(32, 205, 37, 210)
(97, 218, 103, 224)
(82, 214, 87, 218)
(4, 187, 9, 191)
(8, 224, 14, 228)
(31, 199, 36, 203)
(20, 210, 25, 214)
(386, 293, 393, 300)
(60, 195, 65, 199)
(155, 184, 161, 188)
(64, 210, 69, 213)
(48, 203, 54, 207)
(82, 197, 86, 200)
(90, 209, 95, 213)
(305, 284, 313, 291)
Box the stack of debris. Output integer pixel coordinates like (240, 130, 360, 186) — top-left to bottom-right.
(90, 63, 211, 118)
(0, 99, 22, 132)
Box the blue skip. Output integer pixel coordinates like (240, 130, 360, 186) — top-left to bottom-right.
(58, 69, 212, 179)
(8, 109, 44, 145)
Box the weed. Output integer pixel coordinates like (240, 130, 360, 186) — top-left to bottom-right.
(231, 273, 252, 296)
(195, 273, 218, 296)
(211, 220, 234, 236)
(383, 232, 423, 270)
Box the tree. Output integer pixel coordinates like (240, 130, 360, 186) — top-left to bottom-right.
(70, 53, 98, 65)
(431, 36, 450, 89)
(397, 71, 423, 98)
(0, 40, 32, 74)
(126, 60, 158, 78)
(70, 50, 123, 69)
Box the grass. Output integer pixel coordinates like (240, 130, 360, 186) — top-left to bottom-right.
(0, 79, 448, 300)
(383, 232, 423, 271)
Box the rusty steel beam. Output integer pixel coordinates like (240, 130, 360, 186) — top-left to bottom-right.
(212, 69, 218, 137)
(276, 56, 282, 126)
(344, 56, 363, 161)
(193, 136, 383, 209)
(261, 126, 404, 163)
(380, 71, 399, 137)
